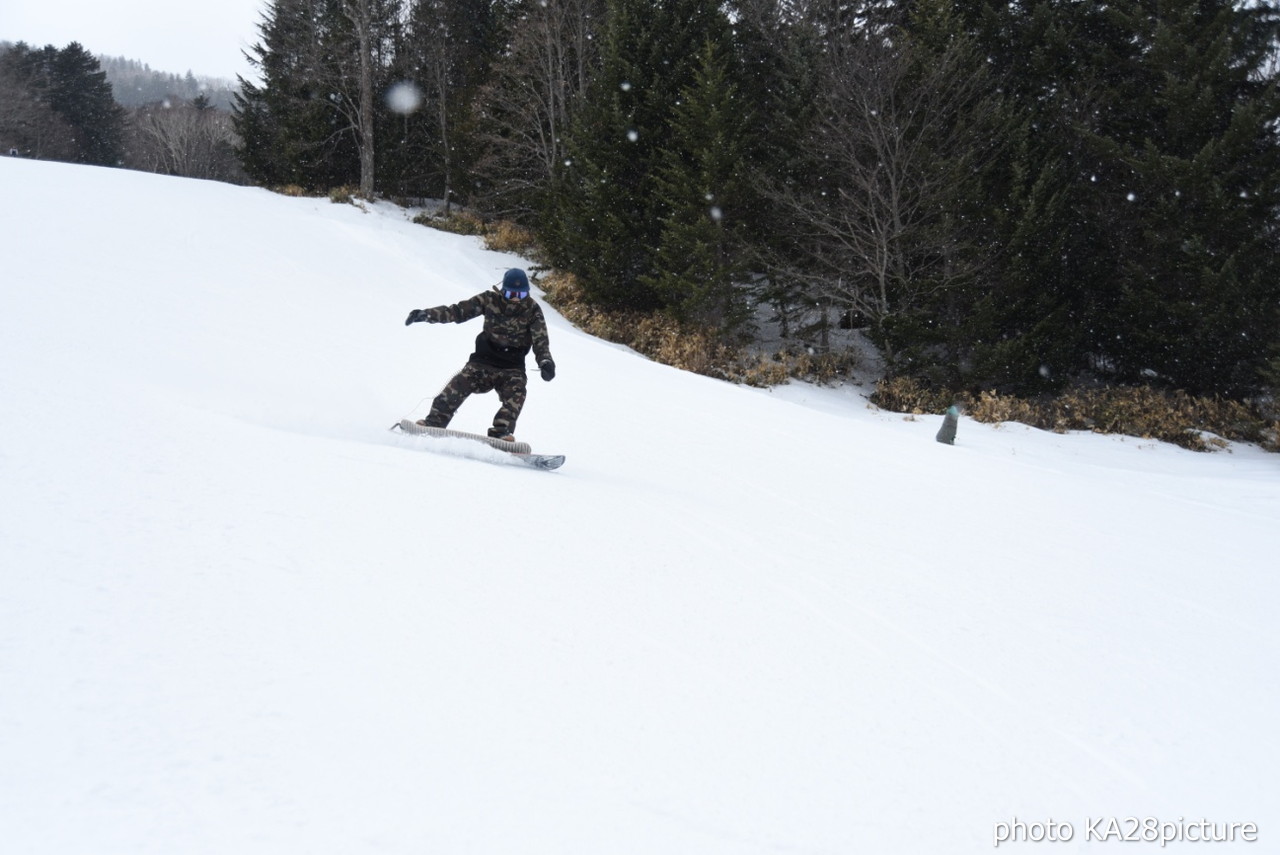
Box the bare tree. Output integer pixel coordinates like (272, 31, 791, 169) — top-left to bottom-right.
(761, 18, 1004, 362)
(472, 0, 604, 217)
(395, 0, 507, 212)
(411, 1, 456, 210)
(298, 0, 397, 194)
(125, 98, 245, 182)
(340, 0, 379, 196)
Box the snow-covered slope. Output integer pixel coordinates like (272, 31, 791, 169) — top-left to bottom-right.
(2, 157, 1276, 853)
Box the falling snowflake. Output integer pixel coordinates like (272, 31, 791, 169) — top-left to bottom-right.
(385, 81, 422, 115)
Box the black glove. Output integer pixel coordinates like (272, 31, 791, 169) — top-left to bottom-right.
(405, 308, 431, 326)
(540, 360, 556, 382)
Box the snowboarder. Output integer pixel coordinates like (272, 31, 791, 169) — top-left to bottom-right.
(405, 268, 555, 441)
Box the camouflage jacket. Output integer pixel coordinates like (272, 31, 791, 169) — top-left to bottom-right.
(422, 287, 552, 371)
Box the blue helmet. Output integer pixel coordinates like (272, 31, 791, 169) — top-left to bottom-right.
(502, 268, 530, 299)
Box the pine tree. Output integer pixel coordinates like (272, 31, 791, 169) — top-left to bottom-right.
(386, 0, 505, 205)
(0, 44, 79, 160)
(0, 42, 125, 166)
(234, 0, 400, 192)
(542, 0, 737, 311)
(50, 43, 126, 165)
(724, 0, 825, 344)
(641, 40, 754, 331)
(957, 0, 1280, 396)
(944, 0, 1110, 390)
(235, 0, 357, 189)
(1101, 0, 1280, 394)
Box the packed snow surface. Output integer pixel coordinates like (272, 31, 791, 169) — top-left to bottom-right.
(2, 157, 1276, 853)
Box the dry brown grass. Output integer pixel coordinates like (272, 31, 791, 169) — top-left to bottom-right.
(413, 209, 486, 235)
(539, 270, 872, 386)
(870, 376, 956, 415)
(871, 376, 1277, 452)
(411, 212, 541, 256)
(737, 356, 793, 388)
(327, 185, 360, 205)
(539, 271, 743, 378)
(482, 220, 539, 256)
(733, 351, 861, 387)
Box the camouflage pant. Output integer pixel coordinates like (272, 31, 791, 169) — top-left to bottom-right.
(424, 361, 528, 438)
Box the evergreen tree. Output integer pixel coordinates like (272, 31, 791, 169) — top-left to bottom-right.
(542, 0, 738, 311)
(97, 56, 238, 110)
(1, 44, 79, 160)
(236, 0, 352, 188)
(1101, 0, 1280, 394)
(385, 0, 505, 204)
(641, 40, 754, 331)
(725, 0, 825, 344)
(234, 0, 399, 191)
(0, 42, 125, 166)
(377, 18, 437, 198)
(49, 43, 126, 165)
(891, 0, 1016, 381)
(958, 0, 1280, 395)
(945, 0, 1110, 391)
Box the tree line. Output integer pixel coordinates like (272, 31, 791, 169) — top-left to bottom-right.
(5, 0, 1279, 400)
(1, 41, 245, 183)
(97, 55, 239, 111)
(235, 0, 1280, 399)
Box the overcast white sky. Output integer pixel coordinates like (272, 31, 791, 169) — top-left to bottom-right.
(2, 0, 265, 81)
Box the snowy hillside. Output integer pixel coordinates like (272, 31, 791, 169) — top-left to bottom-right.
(1, 157, 1276, 854)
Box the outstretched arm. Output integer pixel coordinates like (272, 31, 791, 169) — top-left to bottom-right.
(405, 292, 490, 326)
